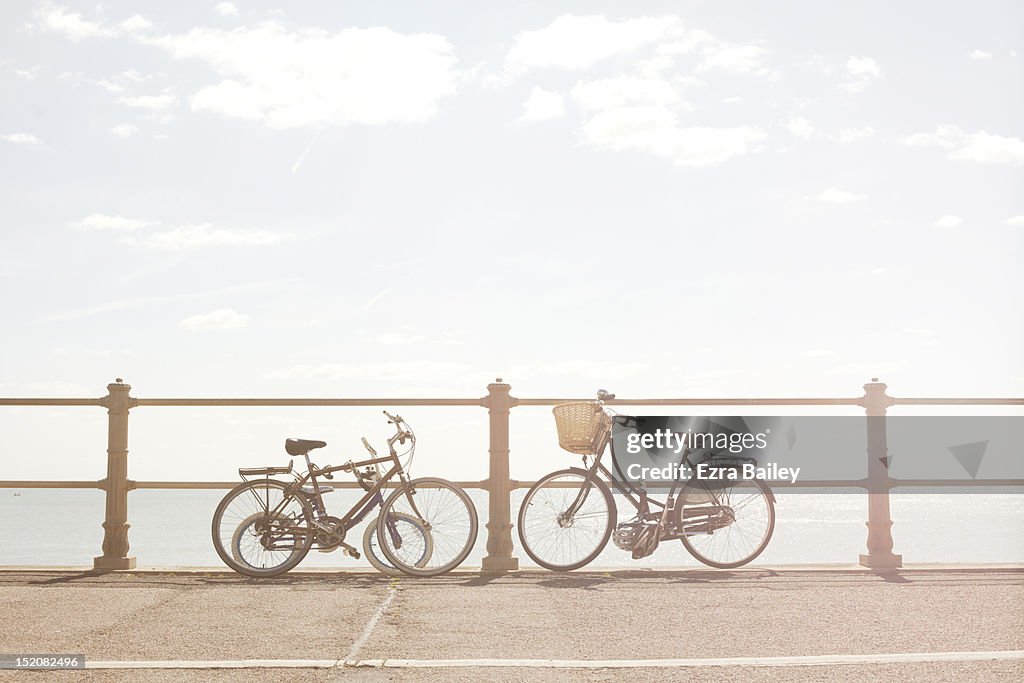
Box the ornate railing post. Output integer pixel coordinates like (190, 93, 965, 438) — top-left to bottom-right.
(93, 378, 137, 570)
(480, 378, 519, 572)
(859, 378, 902, 569)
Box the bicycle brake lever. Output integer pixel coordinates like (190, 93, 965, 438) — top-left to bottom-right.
(324, 471, 334, 480)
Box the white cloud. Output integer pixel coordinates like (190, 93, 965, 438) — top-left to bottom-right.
(36, 2, 112, 41)
(267, 361, 472, 382)
(123, 224, 288, 250)
(785, 116, 817, 140)
(835, 126, 875, 143)
(1005, 216, 1024, 226)
(815, 187, 865, 203)
(74, 213, 153, 231)
(374, 332, 426, 345)
(903, 125, 1024, 165)
(14, 66, 43, 80)
(503, 15, 684, 77)
(841, 56, 881, 92)
(571, 76, 682, 111)
(698, 43, 771, 76)
(144, 23, 459, 128)
(520, 86, 565, 122)
(117, 93, 177, 110)
(110, 123, 139, 137)
(932, 215, 963, 228)
(118, 15, 153, 33)
(579, 105, 767, 166)
(1, 132, 41, 145)
(968, 49, 993, 61)
(215, 3, 240, 17)
(179, 308, 249, 330)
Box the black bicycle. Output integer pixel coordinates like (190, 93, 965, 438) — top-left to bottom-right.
(212, 411, 478, 577)
(518, 391, 776, 571)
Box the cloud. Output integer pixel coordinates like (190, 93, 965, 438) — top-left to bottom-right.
(841, 56, 881, 92)
(835, 126, 875, 143)
(36, 2, 113, 41)
(503, 15, 684, 77)
(815, 187, 865, 203)
(520, 86, 565, 122)
(571, 76, 682, 111)
(932, 215, 963, 228)
(267, 361, 472, 382)
(215, 3, 240, 17)
(698, 43, 771, 75)
(1, 132, 41, 145)
(579, 105, 766, 166)
(374, 332, 426, 345)
(117, 93, 177, 110)
(902, 125, 1024, 165)
(179, 308, 249, 330)
(785, 116, 817, 140)
(123, 224, 289, 250)
(1005, 216, 1024, 226)
(118, 15, 152, 33)
(968, 49, 993, 61)
(110, 123, 139, 137)
(143, 23, 459, 128)
(74, 213, 153, 231)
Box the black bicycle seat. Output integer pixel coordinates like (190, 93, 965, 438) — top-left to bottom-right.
(285, 438, 327, 456)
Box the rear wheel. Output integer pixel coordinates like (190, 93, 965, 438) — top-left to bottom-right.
(363, 512, 433, 576)
(212, 479, 314, 577)
(518, 468, 616, 571)
(676, 477, 775, 568)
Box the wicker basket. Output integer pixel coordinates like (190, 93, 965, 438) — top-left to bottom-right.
(553, 401, 611, 455)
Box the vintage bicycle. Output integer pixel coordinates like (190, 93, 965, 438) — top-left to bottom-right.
(517, 391, 776, 571)
(212, 411, 478, 577)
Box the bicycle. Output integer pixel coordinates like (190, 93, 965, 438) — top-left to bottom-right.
(518, 391, 776, 571)
(212, 411, 478, 577)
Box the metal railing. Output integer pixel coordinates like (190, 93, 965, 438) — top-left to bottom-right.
(1, 377, 1022, 572)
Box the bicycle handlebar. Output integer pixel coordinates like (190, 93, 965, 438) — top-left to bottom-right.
(383, 409, 401, 423)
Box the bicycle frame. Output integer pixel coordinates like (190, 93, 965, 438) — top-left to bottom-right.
(245, 450, 424, 549)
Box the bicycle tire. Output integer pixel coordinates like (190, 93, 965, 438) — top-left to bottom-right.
(362, 512, 434, 576)
(518, 467, 616, 572)
(212, 479, 314, 577)
(676, 477, 775, 569)
(376, 477, 478, 577)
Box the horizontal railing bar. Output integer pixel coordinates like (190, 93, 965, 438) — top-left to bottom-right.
(134, 398, 483, 407)
(0, 480, 104, 489)
(0, 398, 105, 406)
(891, 398, 1024, 405)
(126, 480, 490, 490)
(517, 398, 864, 406)
(889, 479, 1024, 487)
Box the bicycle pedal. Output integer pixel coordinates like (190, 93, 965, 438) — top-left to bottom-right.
(342, 547, 361, 560)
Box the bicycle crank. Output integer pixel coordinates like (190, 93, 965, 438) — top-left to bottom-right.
(314, 516, 346, 551)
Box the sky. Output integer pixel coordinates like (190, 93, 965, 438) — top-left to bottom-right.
(1, 1, 1022, 481)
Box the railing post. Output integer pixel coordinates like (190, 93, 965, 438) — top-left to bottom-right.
(480, 378, 519, 572)
(859, 378, 902, 569)
(93, 378, 137, 570)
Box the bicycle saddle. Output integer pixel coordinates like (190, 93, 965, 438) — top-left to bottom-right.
(285, 438, 327, 456)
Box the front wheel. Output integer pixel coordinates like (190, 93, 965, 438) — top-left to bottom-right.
(676, 477, 775, 569)
(363, 512, 434, 576)
(376, 478, 478, 577)
(518, 468, 616, 571)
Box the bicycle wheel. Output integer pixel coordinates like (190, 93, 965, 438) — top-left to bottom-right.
(363, 512, 434, 576)
(676, 477, 775, 569)
(518, 468, 616, 571)
(212, 479, 314, 577)
(376, 478, 477, 577)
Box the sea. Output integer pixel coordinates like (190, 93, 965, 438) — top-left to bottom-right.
(2, 489, 1022, 569)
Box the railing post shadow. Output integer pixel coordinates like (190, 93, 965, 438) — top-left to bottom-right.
(859, 378, 902, 569)
(93, 378, 137, 571)
(480, 378, 520, 573)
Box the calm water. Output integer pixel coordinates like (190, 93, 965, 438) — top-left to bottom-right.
(2, 488, 1022, 568)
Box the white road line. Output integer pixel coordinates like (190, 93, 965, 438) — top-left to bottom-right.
(340, 584, 398, 665)
(83, 650, 1024, 670)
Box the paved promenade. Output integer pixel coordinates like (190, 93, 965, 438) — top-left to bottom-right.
(1, 566, 1022, 681)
